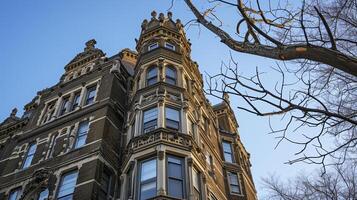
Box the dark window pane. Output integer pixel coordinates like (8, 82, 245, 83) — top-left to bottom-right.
(71, 93, 81, 111)
(168, 179, 183, 198)
(8, 188, 21, 200)
(165, 67, 176, 85)
(85, 86, 96, 105)
(143, 108, 158, 133)
(140, 181, 156, 200)
(23, 143, 37, 169)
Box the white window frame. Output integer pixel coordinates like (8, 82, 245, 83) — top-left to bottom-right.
(148, 42, 159, 51)
(222, 141, 234, 163)
(227, 172, 242, 195)
(164, 42, 175, 51)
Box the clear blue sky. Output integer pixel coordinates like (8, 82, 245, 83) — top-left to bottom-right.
(0, 0, 315, 198)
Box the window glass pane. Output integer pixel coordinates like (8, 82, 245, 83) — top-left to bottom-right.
(23, 144, 37, 169)
(71, 93, 80, 110)
(168, 163, 182, 179)
(141, 159, 156, 181)
(224, 153, 233, 163)
(165, 43, 175, 50)
(8, 189, 21, 200)
(143, 108, 158, 123)
(229, 173, 238, 185)
(192, 169, 199, 190)
(168, 179, 183, 198)
(148, 43, 158, 51)
(140, 181, 156, 200)
(166, 67, 176, 78)
(78, 121, 89, 135)
(28, 144, 37, 155)
(231, 185, 240, 193)
(166, 108, 179, 121)
(38, 189, 49, 200)
(147, 67, 157, 79)
(58, 171, 78, 198)
(223, 142, 232, 153)
(75, 135, 87, 148)
(85, 86, 96, 105)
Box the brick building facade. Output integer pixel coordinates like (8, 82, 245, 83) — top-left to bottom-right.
(0, 12, 257, 200)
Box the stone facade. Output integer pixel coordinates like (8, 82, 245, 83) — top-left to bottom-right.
(0, 12, 257, 200)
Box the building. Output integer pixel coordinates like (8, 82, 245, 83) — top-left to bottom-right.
(0, 12, 257, 200)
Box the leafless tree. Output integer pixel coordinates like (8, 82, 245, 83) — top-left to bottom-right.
(262, 161, 357, 200)
(175, 0, 357, 168)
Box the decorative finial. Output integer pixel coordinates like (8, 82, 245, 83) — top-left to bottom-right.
(151, 10, 157, 19)
(141, 19, 148, 30)
(223, 92, 230, 104)
(84, 39, 96, 51)
(10, 108, 17, 117)
(159, 13, 165, 22)
(167, 11, 173, 19)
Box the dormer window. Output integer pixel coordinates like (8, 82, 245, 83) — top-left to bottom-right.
(148, 43, 159, 51)
(165, 66, 177, 85)
(165, 42, 175, 51)
(146, 66, 158, 86)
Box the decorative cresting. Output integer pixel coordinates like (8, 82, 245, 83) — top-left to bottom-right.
(127, 128, 196, 153)
(19, 168, 52, 200)
(64, 39, 105, 72)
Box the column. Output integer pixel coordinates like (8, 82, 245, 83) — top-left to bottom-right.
(187, 157, 194, 200)
(157, 147, 166, 195)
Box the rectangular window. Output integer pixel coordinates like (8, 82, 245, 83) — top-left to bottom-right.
(22, 143, 37, 169)
(143, 107, 158, 133)
(222, 141, 234, 163)
(228, 172, 241, 194)
(192, 168, 201, 200)
(165, 107, 180, 131)
(148, 43, 159, 51)
(167, 155, 185, 198)
(165, 42, 175, 51)
(71, 92, 81, 111)
(74, 120, 89, 149)
(139, 158, 157, 200)
(59, 96, 70, 116)
(99, 170, 111, 198)
(8, 188, 21, 200)
(57, 171, 78, 200)
(85, 85, 96, 105)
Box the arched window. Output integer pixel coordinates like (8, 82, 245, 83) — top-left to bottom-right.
(146, 66, 158, 86)
(165, 66, 177, 85)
